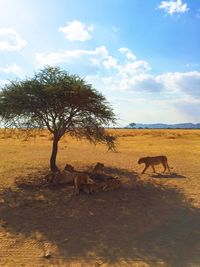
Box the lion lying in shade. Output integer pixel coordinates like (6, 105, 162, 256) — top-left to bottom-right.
(45, 162, 120, 194)
(63, 164, 95, 195)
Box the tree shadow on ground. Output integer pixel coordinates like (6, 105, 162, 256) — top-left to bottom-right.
(103, 166, 136, 179)
(0, 167, 200, 267)
(151, 172, 186, 179)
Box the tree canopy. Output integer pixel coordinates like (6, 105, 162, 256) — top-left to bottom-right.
(0, 66, 117, 172)
(128, 122, 136, 128)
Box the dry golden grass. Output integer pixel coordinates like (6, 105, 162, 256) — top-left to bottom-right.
(1, 129, 200, 266)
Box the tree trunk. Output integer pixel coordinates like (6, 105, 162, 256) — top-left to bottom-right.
(50, 133, 59, 172)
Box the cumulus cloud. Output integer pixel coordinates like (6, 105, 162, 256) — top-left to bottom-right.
(117, 60, 151, 77)
(118, 47, 136, 61)
(0, 28, 27, 51)
(35, 44, 200, 123)
(95, 73, 163, 92)
(59, 20, 94, 41)
(102, 56, 118, 69)
(158, 71, 200, 97)
(103, 69, 200, 96)
(35, 45, 200, 100)
(158, 0, 189, 15)
(36, 46, 108, 67)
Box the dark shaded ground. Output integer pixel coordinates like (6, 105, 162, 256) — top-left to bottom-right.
(0, 167, 200, 267)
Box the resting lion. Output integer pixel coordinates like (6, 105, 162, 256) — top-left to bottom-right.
(64, 164, 95, 195)
(138, 155, 170, 174)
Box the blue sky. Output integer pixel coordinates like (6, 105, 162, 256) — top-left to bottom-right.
(0, 0, 200, 126)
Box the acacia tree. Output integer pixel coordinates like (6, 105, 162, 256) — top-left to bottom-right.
(129, 122, 136, 128)
(0, 66, 116, 172)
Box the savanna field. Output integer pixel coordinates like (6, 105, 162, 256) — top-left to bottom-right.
(1, 129, 200, 267)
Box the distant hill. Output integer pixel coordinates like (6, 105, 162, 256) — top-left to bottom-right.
(125, 123, 200, 129)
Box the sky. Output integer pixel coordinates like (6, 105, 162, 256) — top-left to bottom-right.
(0, 0, 200, 126)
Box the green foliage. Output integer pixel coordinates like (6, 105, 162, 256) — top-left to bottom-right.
(0, 66, 116, 138)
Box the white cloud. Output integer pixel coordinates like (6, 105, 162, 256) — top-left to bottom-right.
(59, 20, 94, 41)
(35, 45, 200, 99)
(102, 56, 118, 69)
(0, 28, 27, 51)
(118, 47, 136, 61)
(158, 71, 200, 97)
(117, 60, 151, 77)
(104, 69, 200, 95)
(0, 63, 23, 77)
(35, 45, 200, 124)
(158, 0, 189, 15)
(36, 46, 108, 67)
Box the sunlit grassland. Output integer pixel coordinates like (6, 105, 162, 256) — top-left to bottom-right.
(1, 128, 200, 198)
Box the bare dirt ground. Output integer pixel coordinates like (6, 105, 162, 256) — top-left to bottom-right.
(0, 129, 200, 267)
